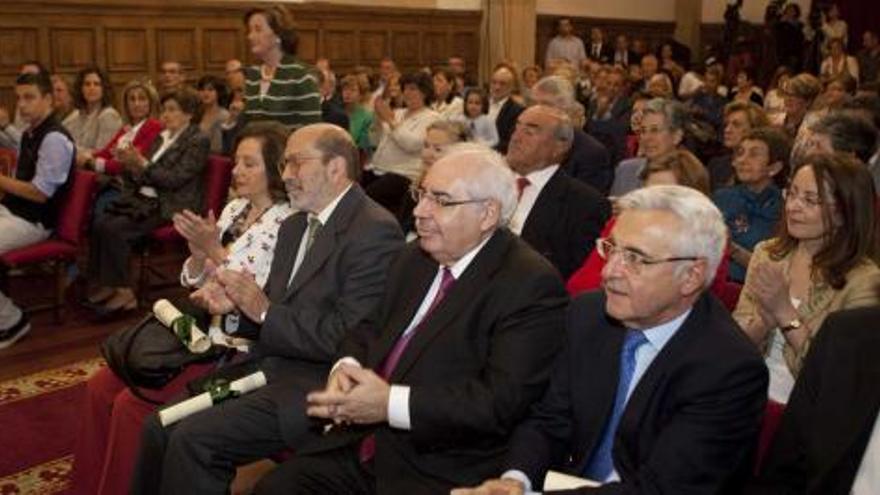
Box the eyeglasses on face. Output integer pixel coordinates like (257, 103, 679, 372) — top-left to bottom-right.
(595, 237, 700, 274)
(410, 187, 486, 209)
(782, 188, 825, 209)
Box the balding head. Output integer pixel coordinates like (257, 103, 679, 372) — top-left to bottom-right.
(282, 123, 358, 213)
(507, 105, 573, 174)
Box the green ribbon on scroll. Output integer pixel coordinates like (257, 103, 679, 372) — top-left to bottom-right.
(171, 314, 196, 345)
(204, 377, 240, 403)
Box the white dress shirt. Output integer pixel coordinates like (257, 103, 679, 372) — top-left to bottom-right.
(488, 96, 509, 124)
(509, 165, 559, 236)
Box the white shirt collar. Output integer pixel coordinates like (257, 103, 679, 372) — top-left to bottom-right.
(310, 183, 352, 226)
(520, 164, 559, 191)
(442, 233, 493, 279)
(635, 307, 692, 351)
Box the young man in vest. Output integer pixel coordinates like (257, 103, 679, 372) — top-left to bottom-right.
(0, 71, 75, 348)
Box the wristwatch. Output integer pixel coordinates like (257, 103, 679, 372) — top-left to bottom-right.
(780, 318, 802, 333)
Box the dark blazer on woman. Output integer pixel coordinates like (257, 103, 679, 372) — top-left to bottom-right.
(121, 123, 209, 220)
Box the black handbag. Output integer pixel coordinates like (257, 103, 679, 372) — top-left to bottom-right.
(100, 313, 224, 404)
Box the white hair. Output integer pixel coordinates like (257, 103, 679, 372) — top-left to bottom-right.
(442, 143, 518, 227)
(617, 185, 727, 289)
(531, 75, 576, 111)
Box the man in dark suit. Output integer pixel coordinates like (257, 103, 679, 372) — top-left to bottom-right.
(456, 185, 768, 495)
(489, 63, 525, 154)
(529, 75, 613, 194)
(612, 34, 638, 68)
(587, 27, 613, 64)
(131, 124, 404, 494)
(506, 104, 610, 279)
(254, 144, 569, 494)
(748, 306, 880, 494)
(588, 68, 632, 168)
(316, 68, 349, 131)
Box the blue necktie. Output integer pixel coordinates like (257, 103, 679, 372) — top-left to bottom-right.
(583, 329, 648, 481)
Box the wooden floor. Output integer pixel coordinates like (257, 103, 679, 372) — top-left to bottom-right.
(0, 257, 188, 382)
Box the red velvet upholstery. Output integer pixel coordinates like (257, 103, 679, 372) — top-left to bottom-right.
(0, 169, 98, 322)
(139, 155, 233, 302)
(754, 400, 786, 474)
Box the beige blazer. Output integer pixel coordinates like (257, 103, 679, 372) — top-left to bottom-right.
(734, 239, 880, 376)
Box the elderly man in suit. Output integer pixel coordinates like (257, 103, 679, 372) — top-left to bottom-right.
(131, 123, 404, 495)
(528, 76, 613, 195)
(748, 306, 880, 494)
(456, 185, 768, 495)
(253, 143, 569, 494)
(505, 104, 609, 279)
(489, 63, 525, 154)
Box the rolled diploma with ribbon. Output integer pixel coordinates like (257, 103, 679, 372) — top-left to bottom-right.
(158, 371, 267, 426)
(153, 299, 211, 353)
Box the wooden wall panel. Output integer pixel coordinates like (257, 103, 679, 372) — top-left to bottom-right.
(0, 29, 39, 71)
(156, 29, 196, 71)
(0, 1, 481, 112)
(360, 31, 389, 64)
(51, 29, 95, 71)
(105, 29, 147, 72)
(203, 29, 242, 70)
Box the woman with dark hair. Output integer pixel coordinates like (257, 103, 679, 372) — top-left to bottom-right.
(240, 6, 321, 129)
(820, 38, 859, 82)
(714, 127, 792, 282)
(197, 75, 231, 153)
(430, 66, 462, 120)
(71, 121, 292, 495)
(734, 152, 880, 404)
(764, 66, 792, 126)
(731, 67, 764, 106)
(83, 78, 162, 176)
(66, 65, 123, 166)
(454, 86, 498, 147)
(364, 71, 439, 213)
(85, 88, 210, 314)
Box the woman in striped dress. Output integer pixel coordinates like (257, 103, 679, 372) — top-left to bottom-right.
(242, 6, 322, 130)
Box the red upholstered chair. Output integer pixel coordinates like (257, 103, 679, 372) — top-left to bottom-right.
(138, 154, 233, 303)
(0, 169, 98, 322)
(754, 400, 787, 474)
(0, 148, 16, 177)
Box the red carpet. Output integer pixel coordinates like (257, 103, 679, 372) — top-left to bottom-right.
(0, 358, 104, 494)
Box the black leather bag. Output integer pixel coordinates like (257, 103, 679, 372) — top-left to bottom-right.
(100, 314, 223, 403)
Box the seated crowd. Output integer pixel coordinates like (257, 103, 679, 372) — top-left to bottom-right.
(0, 3, 879, 494)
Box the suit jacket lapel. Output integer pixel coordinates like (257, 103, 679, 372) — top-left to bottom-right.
(267, 213, 306, 300)
(368, 252, 437, 370)
(521, 169, 564, 241)
(388, 230, 512, 381)
(286, 186, 361, 297)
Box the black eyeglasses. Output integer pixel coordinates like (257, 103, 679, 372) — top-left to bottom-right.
(409, 187, 487, 208)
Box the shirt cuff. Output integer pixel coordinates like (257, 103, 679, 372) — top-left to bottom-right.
(387, 384, 411, 430)
(330, 356, 363, 376)
(502, 469, 536, 494)
(94, 157, 106, 173)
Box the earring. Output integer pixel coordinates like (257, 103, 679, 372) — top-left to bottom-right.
(275, 37, 282, 45)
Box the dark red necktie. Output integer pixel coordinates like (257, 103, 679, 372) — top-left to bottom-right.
(516, 176, 531, 201)
(359, 267, 456, 463)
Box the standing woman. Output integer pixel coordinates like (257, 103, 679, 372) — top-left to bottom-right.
(66, 65, 124, 167)
(196, 75, 231, 153)
(85, 88, 209, 314)
(734, 153, 880, 405)
(430, 66, 462, 120)
(241, 6, 321, 129)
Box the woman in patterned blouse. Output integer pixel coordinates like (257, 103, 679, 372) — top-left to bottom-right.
(70, 121, 293, 495)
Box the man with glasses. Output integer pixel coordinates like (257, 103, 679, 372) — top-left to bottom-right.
(254, 144, 568, 494)
(456, 185, 768, 495)
(132, 123, 404, 494)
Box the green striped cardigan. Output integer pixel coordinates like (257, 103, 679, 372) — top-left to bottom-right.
(243, 54, 322, 129)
